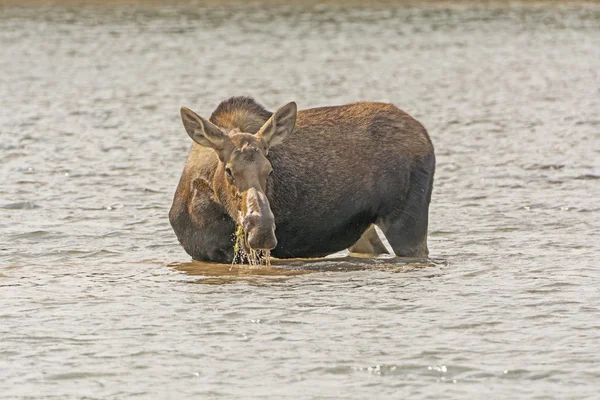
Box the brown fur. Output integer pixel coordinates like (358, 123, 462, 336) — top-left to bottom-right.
(209, 96, 272, 134)
(170, 97, 435, 262)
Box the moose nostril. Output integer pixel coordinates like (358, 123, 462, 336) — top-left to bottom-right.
(247, 232, 277, 250)
(243, 216, 277, 250)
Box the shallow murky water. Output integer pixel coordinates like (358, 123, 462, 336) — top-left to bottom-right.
(1, 1, 600, 398)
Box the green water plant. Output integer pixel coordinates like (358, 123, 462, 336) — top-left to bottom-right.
(232, 225, 271, 267)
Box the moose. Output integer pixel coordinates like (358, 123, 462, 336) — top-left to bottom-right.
(170, 97, 435, 263)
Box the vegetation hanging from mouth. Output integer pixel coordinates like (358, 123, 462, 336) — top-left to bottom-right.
(232, 225, 271, 267)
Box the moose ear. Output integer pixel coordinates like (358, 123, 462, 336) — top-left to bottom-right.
(180, 107, 229, 160)
(257, 102, 297, 151)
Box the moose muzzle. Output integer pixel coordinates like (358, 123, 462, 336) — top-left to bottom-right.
(242, 187, 277, 250)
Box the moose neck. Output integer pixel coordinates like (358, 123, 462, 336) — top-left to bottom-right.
(212, 164, 241, 224)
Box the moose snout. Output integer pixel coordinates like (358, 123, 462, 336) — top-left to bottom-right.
(241, 187, 277, 250)
(243, 212, 277, 250)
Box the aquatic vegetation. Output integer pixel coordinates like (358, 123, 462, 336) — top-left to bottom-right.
(232, 225, 271, 268)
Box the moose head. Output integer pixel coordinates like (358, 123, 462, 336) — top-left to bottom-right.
(180, 102, 297, 252)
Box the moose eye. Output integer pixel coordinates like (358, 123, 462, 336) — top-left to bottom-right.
(225, 167, 234, 180)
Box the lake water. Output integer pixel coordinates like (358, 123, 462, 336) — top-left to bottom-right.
(1, 1, 599, 398)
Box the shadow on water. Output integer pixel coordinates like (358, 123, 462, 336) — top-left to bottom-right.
(168, 255, 447, 285)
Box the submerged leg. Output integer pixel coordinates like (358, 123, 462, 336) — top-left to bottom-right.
(348, 225, 389, 255)
(378, 156, 434, 258)
(378, 216, 429, 258)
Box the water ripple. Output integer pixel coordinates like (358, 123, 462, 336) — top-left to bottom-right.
(1, 2, 599, 400)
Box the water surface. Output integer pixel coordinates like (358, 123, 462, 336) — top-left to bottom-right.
(1, 1, 599, 398)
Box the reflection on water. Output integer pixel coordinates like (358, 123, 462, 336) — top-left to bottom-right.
(170, 260, 309, 284)
(1, 1, 599, 399)
(170, 256, 447, 284)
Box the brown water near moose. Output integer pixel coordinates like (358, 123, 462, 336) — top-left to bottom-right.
(170, 97, 435, 263)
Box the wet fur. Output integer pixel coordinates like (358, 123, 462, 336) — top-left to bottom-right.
(170, 97, 435, 262)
